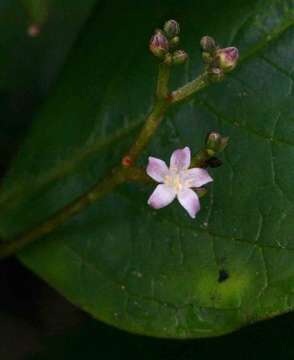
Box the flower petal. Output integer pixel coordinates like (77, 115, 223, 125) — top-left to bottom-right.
(148, 184, 176, 209)
(147, 157, 169, 182)
(170, 146, 191, 171)
(177, 188, 200, 219)
(184, 168, 213, 188)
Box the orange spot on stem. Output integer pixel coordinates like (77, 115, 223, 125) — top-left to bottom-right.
(166, 93, 173, 103)
(27, 24, 41, 37)
(122, 156, 133, 167)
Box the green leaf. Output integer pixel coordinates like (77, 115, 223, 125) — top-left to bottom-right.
(0, 0, 294, 338)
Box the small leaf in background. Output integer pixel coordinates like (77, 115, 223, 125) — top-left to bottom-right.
(0, 0, 293, 338)
(0, 0, 98, 176)
(21, 0, 49, 36)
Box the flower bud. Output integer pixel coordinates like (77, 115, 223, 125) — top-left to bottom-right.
(219, 136, 229, 152)
(202, 51, 213, 64)
(173, 50, 188, 65)
(206, 132, 229, 152)
(164, 19, 180, 38)
(196, 187, 208, 198)
(149, 30, 169, 58)
(163, 52, 173, 65)
(209, 67, 224, 82)
(216, 47, 239, 72)
(169, 36, 180, 48)
(206, 132, 222, 151)
(200, 36, 216, 52)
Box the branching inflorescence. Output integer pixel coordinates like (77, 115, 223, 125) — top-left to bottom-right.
(122, 19, 238, 218)
(0, 19, 239, 258)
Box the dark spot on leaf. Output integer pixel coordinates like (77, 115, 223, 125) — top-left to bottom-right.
(218, 269, 229, 283)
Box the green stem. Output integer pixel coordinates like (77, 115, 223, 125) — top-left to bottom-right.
(156, 63, 170, 98)
(0, 167, 122, 258)
(0, 166, 150, 259)
(171, 72, 209, 104)
(125, 100, 169, 163)
(125, 63, 171, 163)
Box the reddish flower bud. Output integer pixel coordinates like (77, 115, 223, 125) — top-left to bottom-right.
(164, 19, 180, 38)
(216, 47, 239, 72)
(149, 31, 169, 58)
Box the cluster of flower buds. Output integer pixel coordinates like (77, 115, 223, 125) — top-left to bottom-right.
(200, 36, 239, 80)
(149, 20, 188, 65)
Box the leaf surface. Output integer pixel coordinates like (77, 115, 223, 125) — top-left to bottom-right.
(0, 0, 294, 338)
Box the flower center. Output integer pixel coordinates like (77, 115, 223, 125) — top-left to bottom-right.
(164, 171, 185, 193)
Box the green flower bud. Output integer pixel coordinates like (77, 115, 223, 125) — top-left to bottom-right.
(206, 132, 229, 152)
(163, 52, 173, 65)
(169, 36, 180, 48)
(149, 30, 169, 58)
(164, 19, 180, 38)
(202, 51, 213, 64)
(206, 132, 222, 151)
(215, 47, 239, 72)
(207, 149, 215, 157)
(173, 50, 188, 65)
(219, 136, 229, 152)
(200, 36, 216, 52)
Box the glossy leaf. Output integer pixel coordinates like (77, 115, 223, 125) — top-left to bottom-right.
(0, 0, 294, 338)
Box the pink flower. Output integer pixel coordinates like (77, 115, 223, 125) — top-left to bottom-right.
(146, 147, 213, 219)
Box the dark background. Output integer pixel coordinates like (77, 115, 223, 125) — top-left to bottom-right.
(2, 257, 294, 360)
